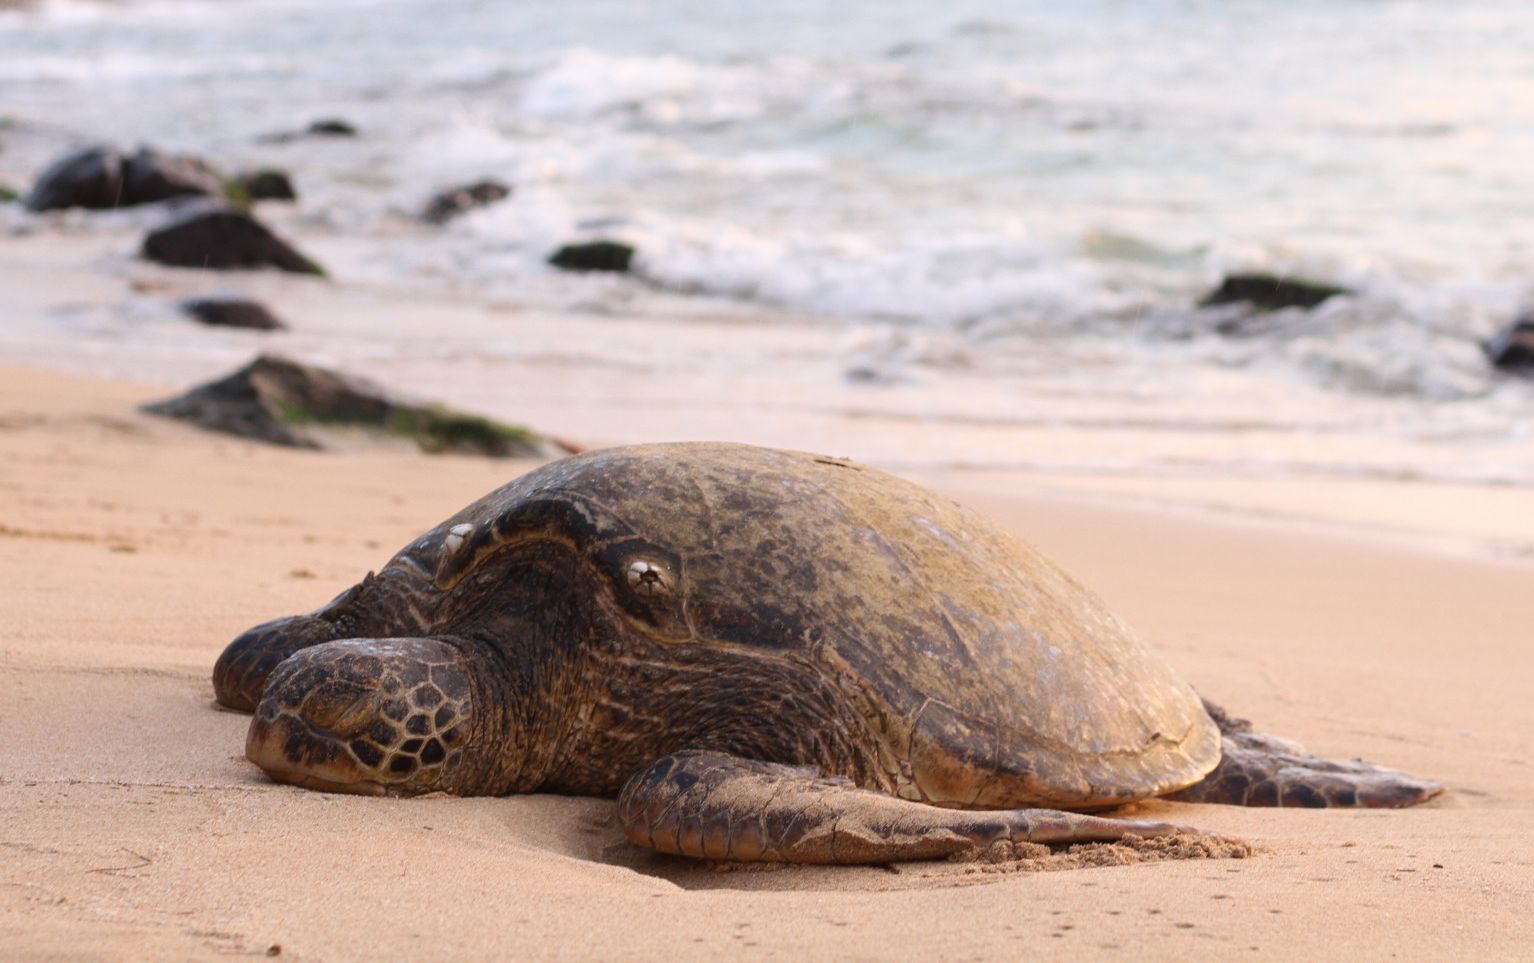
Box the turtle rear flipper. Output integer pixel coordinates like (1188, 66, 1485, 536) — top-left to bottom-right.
(617, 750, 1199, 864)
(1167, 700, 1444, 808)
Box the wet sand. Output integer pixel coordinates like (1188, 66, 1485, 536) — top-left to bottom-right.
(2, 364, 1531, 960)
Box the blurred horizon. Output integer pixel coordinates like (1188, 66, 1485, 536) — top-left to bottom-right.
(1, 0, 1531, 502)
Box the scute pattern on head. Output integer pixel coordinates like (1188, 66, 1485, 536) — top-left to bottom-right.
(250, 638, 475, 792)
(381, 443, 1220, 808)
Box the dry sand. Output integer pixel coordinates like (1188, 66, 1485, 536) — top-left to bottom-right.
(2, 364, 1532, 961)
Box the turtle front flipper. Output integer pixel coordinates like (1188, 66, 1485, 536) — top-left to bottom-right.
(1167, 700, 1443, 808)
(242, 636, 506, 795)
(617, 750, 1199, 865)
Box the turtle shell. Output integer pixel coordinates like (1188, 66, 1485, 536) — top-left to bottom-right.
(397, 442, 1221, 809)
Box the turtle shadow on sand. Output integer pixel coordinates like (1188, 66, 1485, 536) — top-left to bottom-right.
(209, 443, 1443, 870)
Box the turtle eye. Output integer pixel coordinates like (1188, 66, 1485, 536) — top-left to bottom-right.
(624, 559, 671, 597)
(608, 550, 687, 639)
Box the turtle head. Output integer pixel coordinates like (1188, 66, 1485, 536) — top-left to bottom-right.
(243, 636, 503, 796)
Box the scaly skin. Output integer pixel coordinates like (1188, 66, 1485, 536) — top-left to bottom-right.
(245, 637, 485, 795)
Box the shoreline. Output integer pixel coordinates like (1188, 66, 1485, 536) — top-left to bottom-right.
(5, 4, 1534, 955)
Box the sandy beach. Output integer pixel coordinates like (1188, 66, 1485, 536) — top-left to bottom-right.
(5, 3, 1534, 957)
(3, 363, 1531, 960)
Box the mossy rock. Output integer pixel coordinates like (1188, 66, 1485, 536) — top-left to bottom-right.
(220, 178, 252, 209)
(144, 354, 571, 458)
(0, 183, 18, 203)
(237, 169, 298, 202)
(387, 407, 545, 457)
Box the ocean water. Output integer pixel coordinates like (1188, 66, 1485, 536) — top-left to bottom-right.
(2, 0, 1532, 500)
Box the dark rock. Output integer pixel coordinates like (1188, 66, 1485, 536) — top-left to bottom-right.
(180, 297, 288, 331)
(143, 355, 320, 449)
(141, 208, 325, 275)
(422, 180, 510, 225)
(1199, 273, 1350, 311)
(260, 119, 359, 144)
(307, 119, 358, 137)
(548, 240, 635, 273)
(1484, 315, 1534, 372)
(25, 146, 225, 212)
(122, 148, 227, 206)
(25, 148, 124, 210)
(235, 169, 297, 202)
(142, 355, 572, 458)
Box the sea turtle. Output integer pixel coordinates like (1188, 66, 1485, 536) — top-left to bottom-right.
(215, 443, 1441, 863)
